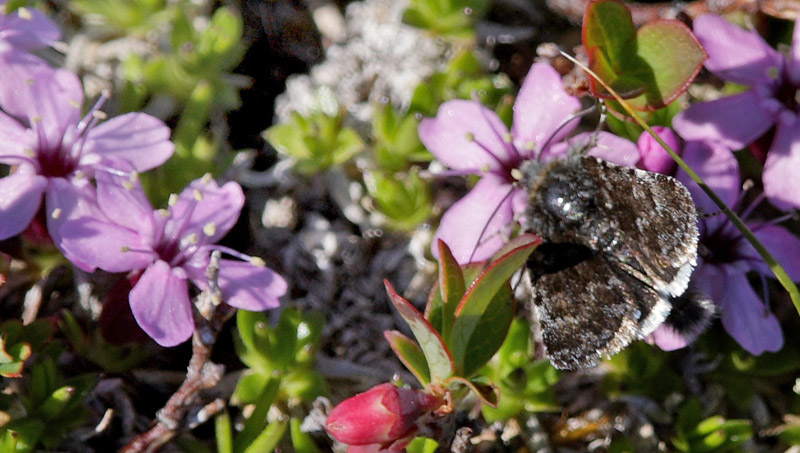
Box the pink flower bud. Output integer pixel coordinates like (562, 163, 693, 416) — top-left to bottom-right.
(637, 126, 681, 175)
(326, 383, 440, 447)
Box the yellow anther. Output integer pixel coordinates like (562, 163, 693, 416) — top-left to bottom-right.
(122, 181, 134, 190)
(17, 7, 32, 20)
(168, 194, 179, 206)
(157, 209, 171, 218)
(92, 110, 108, 120)
(200, 173, 213, 184)
(503, 132, 513, 143)
(51, 208, 62, 219)
(120, 246, 131, 252)
(250, 256, 266, 267)
(203, 222, 216, 237)
(193, 189, 203, 201)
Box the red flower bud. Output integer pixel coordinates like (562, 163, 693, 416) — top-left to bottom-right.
(326, 383, 440, 447)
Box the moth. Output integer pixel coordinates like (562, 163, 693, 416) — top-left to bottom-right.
(522, 154, 712, 370)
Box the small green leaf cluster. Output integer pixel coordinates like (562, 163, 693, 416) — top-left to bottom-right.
(0, 337, 95, 452)
(264, 111, 364, 176)
(98, 3, 247, 203)
(410, 51, 513, 118)
(0, 321, 51, 379)
(479, 318, 560, 422)
(264, 49, 510, 232)
(385, 236, 540, 407)
(216, 308, 326, 453)
(673, 399, 753, 452)
(402, 0, 490, 39)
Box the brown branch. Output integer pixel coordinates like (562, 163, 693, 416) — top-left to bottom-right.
(122, 252, 232, 453)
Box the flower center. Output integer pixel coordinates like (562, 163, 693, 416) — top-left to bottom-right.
(699, 222, 746, 265)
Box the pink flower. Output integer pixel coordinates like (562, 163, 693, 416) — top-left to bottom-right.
(59, 171, 287, 347)
(418, 62, 640, 263)
(0, 59, 174, 247)
(0, 1, 60, 53)
(326, 383, 441, 450)
(655, 140, 800, 354)
(672, 14, 800, 211)
(637, 126, 681, 174)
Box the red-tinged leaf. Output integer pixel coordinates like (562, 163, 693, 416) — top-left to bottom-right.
(385, 281, 454, 383)
(0, 362, 24, 378)
(635, 20, 707, 109)
(384, 330, 431, 386)
(449, 238, 538, 370)
(583, 0, 644, 98)
(446, 376, 500, 408)
(436, 240, 466, 342)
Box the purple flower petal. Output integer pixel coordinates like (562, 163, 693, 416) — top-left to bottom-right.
(84, 113, 174, 172)
(431, 174, 516, 264)
(0, 5, 60, 50)
(168, 178, 245, 244)
(44, 177, 101, 250)
(637, 126, 681, 174)
(192, 258, 286, 311)
(511, 63, 581, 153)
(672, 90, 777, 150)
(716, 269, 783, 355)
(790, 15, 800, 85)
(129, 260, 194, 347)
(59, 217, 155, 273)
(95, 165, 155, 238)
(0, 168, 45, 239)
(0, 110, 30, 158)
(0, 49, 60, 121)
(10, 68, 84, 150)
(419, 100, 516, 172)
(693, 14, 783, 86)
(542, 132, 640, 167)
(749, 224, 800, 281)
(763, 122, 800, 211)
(676, 140, 740, 215)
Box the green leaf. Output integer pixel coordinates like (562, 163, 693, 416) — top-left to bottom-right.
(635, 20, 706, 108)
(215, 410, 234, 453)
(449, 235, 539, 370)
(436, 239, 466, 343)
(582, 0, 705, 111)
(289, 418, 320, 453)
(234, 377, 281, 452)
(460, 283, 514, 377)
(385, 281, 454, 383)
(384, 330, 431, 386)
(446, 376, 499, 407)
(242, 419, 288, 453)
(232, 372, 269, 405)
(406, 437, 439, 453)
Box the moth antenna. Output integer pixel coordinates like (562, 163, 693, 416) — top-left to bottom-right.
(466, 185, 518, 264)
(535, 103, 597, 160)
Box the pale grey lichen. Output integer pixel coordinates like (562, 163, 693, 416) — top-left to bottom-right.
(274, 0, 450, 126)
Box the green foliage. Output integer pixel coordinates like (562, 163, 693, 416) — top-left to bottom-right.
(69, 0, 170, 37)
(365, 169, 432, 231)
(480, 318, 560, 422)
(673, 399, 753, 452)
(582, 0, 706, 113)
(264, 111, 364, 175)
(0, 343, 96, 452)
(602, 341, 684, 400)
(385, 236, 539, 406)
(372, 104, 431, 172)
(406, 437, 439, 453)
(410, 51, 512, 117)
(402, 0, 489, 39)
(220, 308, 326, 453)
(59, 311, 151, 373)
(0, 320, 52, 378)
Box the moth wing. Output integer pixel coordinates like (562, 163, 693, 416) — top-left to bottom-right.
(580, 157, 698, 297)
(529, 249, 671, 370)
